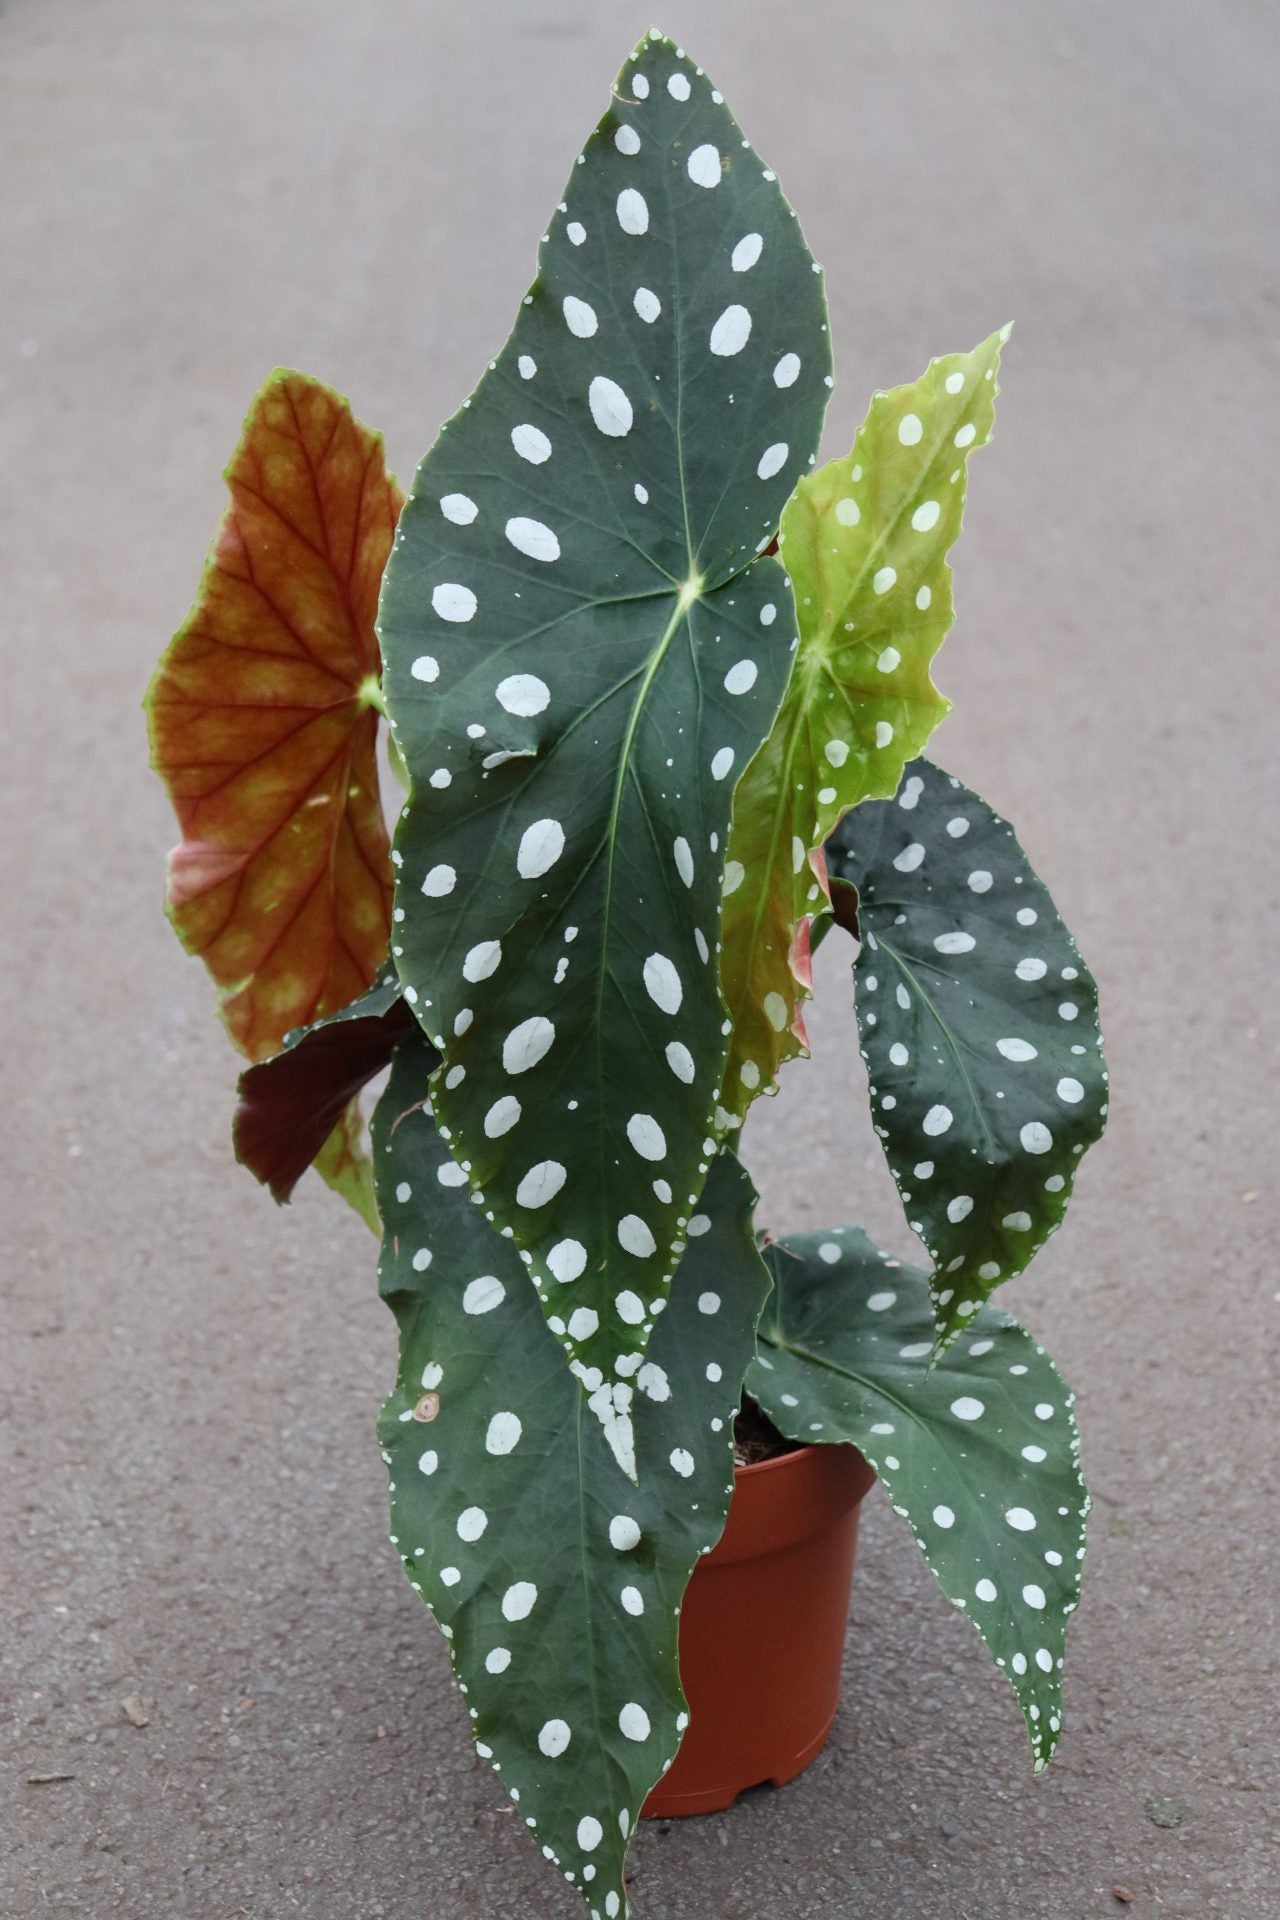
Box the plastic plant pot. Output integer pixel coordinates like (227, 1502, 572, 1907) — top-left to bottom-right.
(641, 1440, 876, 1818)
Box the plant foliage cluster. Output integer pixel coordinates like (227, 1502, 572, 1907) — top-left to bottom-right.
(147, 32, 1106, 1918)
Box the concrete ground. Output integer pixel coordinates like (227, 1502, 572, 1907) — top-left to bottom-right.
(3, 0, 1277, 1914)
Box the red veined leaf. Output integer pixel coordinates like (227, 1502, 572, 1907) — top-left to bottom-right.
(146, 368, 401, 1060)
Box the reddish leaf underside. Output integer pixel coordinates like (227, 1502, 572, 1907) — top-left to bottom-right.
(146, 369, 401, 1061)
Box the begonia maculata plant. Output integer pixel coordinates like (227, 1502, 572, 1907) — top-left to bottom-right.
(147, 30, 1107, 1918)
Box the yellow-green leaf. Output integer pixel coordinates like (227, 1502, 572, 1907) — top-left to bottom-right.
(719, 330, 1007, 1121)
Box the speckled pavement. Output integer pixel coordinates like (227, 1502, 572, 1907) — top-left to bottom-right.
(3, 2, 1276, 1915)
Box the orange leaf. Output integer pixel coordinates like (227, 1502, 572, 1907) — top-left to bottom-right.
(147, 370, 401, 1060)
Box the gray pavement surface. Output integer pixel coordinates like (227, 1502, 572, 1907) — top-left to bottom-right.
(3, 1, 1278, 1915)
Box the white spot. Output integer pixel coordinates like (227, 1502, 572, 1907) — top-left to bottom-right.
(457, 1505, 488, 1542)
(667, 71, 691, 100)
(437, 1162, 468, 1188)
(636, 1361, 670, 1401)
(723, 658, 758, 696)
(484, 1095, 521, 1138)
(495, 672, 550, 718)
(1022, 1444, 1047, 1463)
(711, 746, 735, 781)
(1022, 1583, 1046, 1610)
(955, 422, 977, 447)
(945, 371, 965, 394)
(616, 188, 649, 235)
(1018, 907, 1039, 926)
(975, 1578, 997, 1602)
(502, 1581, 538, 1622)
(911, 499, 941, 532)
(867, 1291, 896, 1312)
(634, 286, 661, 323)
(512, 423, 552, 465)
(618, 1702, 650, 1741)
(1005, 1507, 1036, 1532)
(418, 1449, 438, 1476)
(997, 1037, 1037, 1061)
(898, 413, 923, 445)
(1003, 1211, 1033, 1231)
(588, 376, 633, 438)
(615, 123, 641, 155)
(504, 517, 560, 564)
(422, 864, 456, 897)
(486, 1412, 522, 1456)
(834, 496, 860, 526)
(1020, 1121, 1054, 1155)
(411, 654, 439, 683)
(875, 722, 894, 750)
(710, 304, 752, 356)
(877, 646, 900, 673)
(432, 583, 476, 623)
(935, 931, 976, 955)
(577, 1816, 603, 1853)
(756, 442, 789, 479)
(774, 352, 801, 388)
(763, 991, 788, 1031)
(946, 816, 969, 838)
(759, 602, 777, 625)
(916, 584, 933, 611)
(429, 768, 452, 788)
(687, 144, 721, 188)
(618, 1214, 656, 1258)
(894, 842, 925, 873)
(1056, 1077, 1085, 1103)
(616, 1291, 645, 1325)
(818, 1241, 842, 1265)
(665, 1040, 694, 1082)
(567, 1306, 598, 1341)
(518, 355, 536, 380)
(968, 869, 993, 894)
(697, 1292, 720, 1315)
(547, 1239, 586, 1283)
(440, 492, 478, 525)
(950, 1396, 985, 1421)
(933, 1505, 955, 1529)
(1035, 1648, 1054, 1673)
(923, 1105, 954, 1136)
(463, 940, 502, 982)
(485, 1646, 511, 1673)
(1035, 1402, 1055, 1421)
(439, 1567, 460, 1587)
(634, 482, 649, 504)
(1016, 957, 1048, 981)
(631, 73, 650, 99)
(538, 1718, 571, 1756)
(620, 1585, 644, 1615)
(669, 1448, 695, 1478)
(563, 296, 598, 338)
(503, 1016, 555, 1075)
(412, 1248, 432, 1272)
(872, 566, 897, 595)
(732, 232, 763, 271)
(673, 836, 694, 886)
(626, 1113, 666, 1162)
(643, 953, 683, 1014)
(566, 221, 586, 246)
(462, 1275, 505, 1316)
(947, 1195, 974, 1223)
(516, 1160, 566, 1209)
(517, 818, 565, 879)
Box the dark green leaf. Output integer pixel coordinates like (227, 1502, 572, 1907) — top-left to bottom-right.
(377, 28, 831, 1442)
(375, 1037, 771, 1918)
(826, 760, 1107, 1343)
(749, 1227, 1088, 1771)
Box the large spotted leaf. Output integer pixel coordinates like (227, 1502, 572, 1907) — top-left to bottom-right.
(147, 369, 399, 1060)
(378, 28, 830, 1439)
(233, 966, 417, 1217)
(720, 333, 1005, 1122)
(826, 760, 1108, 1345)
(374, 1038, 770, 1920)
(749, 1228, 1088, 1773)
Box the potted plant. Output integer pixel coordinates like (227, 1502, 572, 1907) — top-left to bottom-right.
(146, 28, 1106, 1917)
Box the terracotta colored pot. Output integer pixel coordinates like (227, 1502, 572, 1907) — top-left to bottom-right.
(641, 1441, 875, 1818)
